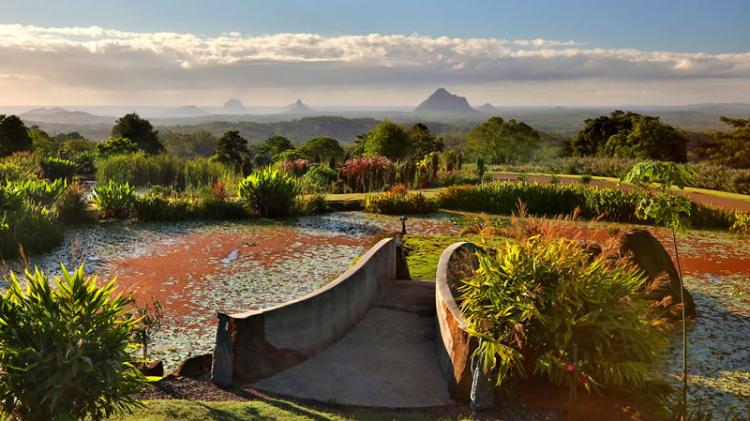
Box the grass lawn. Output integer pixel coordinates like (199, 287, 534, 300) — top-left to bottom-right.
(324, 188, 443, 202)
(404, 233, 484, 280)
(110, 399, 472, 421)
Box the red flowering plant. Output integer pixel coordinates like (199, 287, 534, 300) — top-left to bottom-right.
(280, 159, 310, 178)
(338, 155, 394, 193)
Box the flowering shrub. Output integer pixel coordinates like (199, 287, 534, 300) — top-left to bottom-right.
(280, 158, 310, 177)
(338, 155, 394, 193)
(363, 184, 437, 215)
(731, 211, 750, 234)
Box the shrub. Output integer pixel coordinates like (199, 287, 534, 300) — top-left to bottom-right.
(280, 158, 310, 177)
(437, 170, 481, 187)
(72, 151, 97, 176)
(0, 264, 145, 420)
(93, 180, 136, 219)
(436, 182, 734, 229)
(460, 236, 666, 392)
(339, 155, 394, 193)
(96, 154, 235, 191)
(730, 211, 750, 234)
(238, 168, 299, 217)
(579, 174, 593, 184)
(0, 208, 63, 257)
(53, 180, 94, 225)
(40, 156, 77, 180)
(97, 136, 140, 157)
(293, 194, 329, 215)
(364, 185, 438, 215)
(0, 162, 25, 181)
(300, 164, 339, 192)
(12, 178, 67, 207)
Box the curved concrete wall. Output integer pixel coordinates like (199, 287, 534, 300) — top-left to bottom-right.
(435, 241, 478, 401)
(212, 237, 402, 385)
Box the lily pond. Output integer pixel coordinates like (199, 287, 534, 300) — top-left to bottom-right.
(1, 211, 748, 415)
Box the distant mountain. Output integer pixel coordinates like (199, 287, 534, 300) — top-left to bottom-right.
(477, 103, 500, 114)
(414, 88, 476, 114)
(163, 105, 206, 118)
(284, 99, 314, 114)
(21, 107, 114, 125)
(223, 99, 246, 114)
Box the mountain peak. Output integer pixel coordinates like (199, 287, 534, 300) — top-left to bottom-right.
(223, 99, 245, 113)
(477, 103, 499, 113)
(414, 88, 475, 114)
(284, 99, 314, 114)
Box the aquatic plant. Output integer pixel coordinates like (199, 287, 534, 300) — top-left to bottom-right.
(238, 168, 299, 217)
(93, 180, 137, 219)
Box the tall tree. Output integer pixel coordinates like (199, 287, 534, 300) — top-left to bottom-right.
(467, 117, 540, 164)
(261, 135, 295, 159)
(571, 111, 687, 162)
(213, 130, 249, 171)
(407, 122, 444, 160)
(111, 113, 164, 154)
(364, 120, 411, 160)
(300, 136, 344, 163)
(693, 116, 750, 168)
(0, 115, 32, 157)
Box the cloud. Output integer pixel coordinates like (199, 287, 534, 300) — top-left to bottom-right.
(0, 24, 748, 105)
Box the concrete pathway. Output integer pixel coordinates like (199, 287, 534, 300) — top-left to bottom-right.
(252, 280, 452, 408)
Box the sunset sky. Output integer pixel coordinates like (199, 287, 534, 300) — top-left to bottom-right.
(1, 0, 748, 107)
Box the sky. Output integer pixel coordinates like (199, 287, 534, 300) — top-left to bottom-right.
(0, 0, 749, 108)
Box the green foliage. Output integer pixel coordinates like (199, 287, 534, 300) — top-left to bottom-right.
(212, 130, 249, 171)
(132, 298, 163, 360)
(300, 136, 344, 163)
(96, 153, 236, 191)
(71, 150, 97, 176)
(160, 130, 216, 158)
(0, 207, 63, 257)
(436, 182, 733, 229)
(93, 180, 136, 219)
(579, 174, 592, 184)
(0, 264, 146, 420)
(111, 113, 163, 154)
(273, 149, 307, 162)
(293, 194, 329, 215)
(467, 117, 541, 164)
(29, 128, 57, 157)
(300, 164, 339, 193)
(260, 135, 295, 158)
(0, 161, 26, 182)
(571, 111, 687, 162)
(238, 168, 299, 217)
(0, 115, 31, 157)
(622, 161, 695, 233)
(40, 156, 77, 180)
(476, 157, 485, 180)
(730, 211, 750, 234)
(364, 185, 438, 215)
(693, 116, 750, 169)
(12, 178, 67, 207)
(364, 120, 411, 160)
(132, 186, 248, 222)
(97, 137, 140, 157)
(460, 237, 666, 392)
(53, 180, 94, 225)
(407, 122, 444, 160)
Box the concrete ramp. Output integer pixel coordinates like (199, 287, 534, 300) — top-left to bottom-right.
(252, 281, 452, 408)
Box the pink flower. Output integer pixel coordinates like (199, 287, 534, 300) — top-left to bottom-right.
(565, 363, 576, 373)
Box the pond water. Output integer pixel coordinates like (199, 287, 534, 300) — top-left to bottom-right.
(2, 212, 457, 370)
(2, 212, 747, 415)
